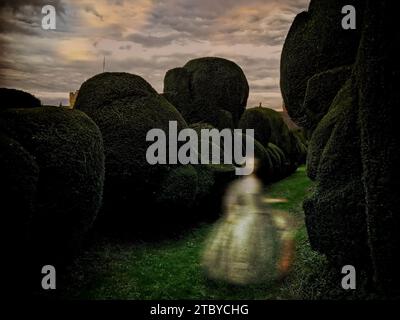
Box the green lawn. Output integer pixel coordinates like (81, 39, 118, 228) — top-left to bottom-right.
(60, 166, 336, 300)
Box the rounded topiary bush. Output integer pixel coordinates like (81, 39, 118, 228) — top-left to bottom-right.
(0, 107, 105, 262)
(74, 72, 157, 114)
(302, 65, 353, 129)
(239, 107, 272, 147)
(239, 107, 294, 163)
(157, 167, 234, 224)
(303, 79, 369, 269)
(156, 165, 198, 212)
(263, 109, 292, 159)
(239, 106, 303, 177)
(162, 68, 192, 120)
(306, 80, 352, 181)
(189, 122, 228, 166)
(283, 0, 399, 296)
(280, 0, 364, 127)
(75, 72, 191, 229)
(156, 164, 226, 225)
(0, 88, 41, 110)
(153, 164, 234, 223)
(164, 57, 249, 127)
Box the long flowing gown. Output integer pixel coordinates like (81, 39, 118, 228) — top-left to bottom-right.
(202, 175, 282, 285)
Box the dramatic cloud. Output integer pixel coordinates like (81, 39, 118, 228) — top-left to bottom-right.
(0, 0, 309, 108)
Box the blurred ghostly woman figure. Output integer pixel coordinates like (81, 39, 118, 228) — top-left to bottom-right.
(202, 158, 294, 285)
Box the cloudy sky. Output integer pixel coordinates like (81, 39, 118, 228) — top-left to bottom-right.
(0, 0, 309, 109)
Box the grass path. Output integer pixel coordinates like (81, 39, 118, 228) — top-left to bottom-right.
(62, 166, 327, 300)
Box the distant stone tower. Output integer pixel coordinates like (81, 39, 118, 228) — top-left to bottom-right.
(69, 90, 79, 109)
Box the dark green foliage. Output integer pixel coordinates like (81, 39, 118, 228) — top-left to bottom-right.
(157, 163, 227, 217)
(193, 164, 234, 220)
(290, 129, 308, 166)
(281, 0, 374, 287)
(281, 0, 374, 286)
(184, 57, 249, 124)
(0, 88, 41, 109)
(303, 78, 370, 269)
(189, 122, 224, 165)
(91, 95, 186, 202)
(238, 107, 272, 146)
(156, 163, 235, 223)
(267, 143, 285, 169)
(289, 130, 307, 166)
(188, 123, 238, 177)
(0, 107, 105, 262)
(280, 0, 364, 127)
(75, 72, 192, 229)
(282, 0, 400, 296)
(189, 122, 215, 137)
(239, 107, 291, 152)
(355, 0, 400, 295)
(164, 57, 249, 127)
(183, 123, 237, 218)
(74, 72, 157, 114)
(193, 165, 216, 203)
(239, 107, 299, 176)
(162, 68, 192, 120)
(216, 109, 234, 130)
(281, 0, 369, 269)
(291, 128, 308, 148)
(235, 132, 274, 182)
(156, 165, 199, 219)
(303, 65, 353, 129)
(189, 122, 271, 183)
(266, 145, 280, 173)
(306, 81, 353, 181)
(152, 123, 236, 223)
(267, 143, 287, 179)
(189, 122, 238, 215)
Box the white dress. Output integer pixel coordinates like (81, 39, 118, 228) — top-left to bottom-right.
(202, 175, 281, 285)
